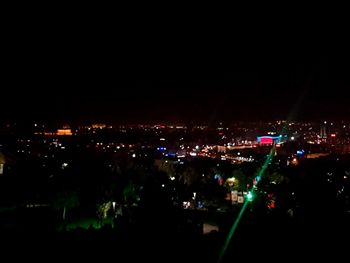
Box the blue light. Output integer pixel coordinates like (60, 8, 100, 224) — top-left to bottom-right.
(197, 201, 204, 209)
(297, 150, 304, 155)
(214, 174, 221, 180)
(157, 147, 167, 151)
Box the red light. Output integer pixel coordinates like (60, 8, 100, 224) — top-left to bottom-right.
(268, 200, 275, 209)
(260, 137, 273, 144)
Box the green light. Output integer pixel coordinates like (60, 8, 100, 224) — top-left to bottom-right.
(217, 146, 275, 263)
(217, 91, 306, 263)
(218, 202, 248, 263)
(247, 191, 253, 201)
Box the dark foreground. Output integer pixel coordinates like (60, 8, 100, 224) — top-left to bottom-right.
(1, 208, 348, 262)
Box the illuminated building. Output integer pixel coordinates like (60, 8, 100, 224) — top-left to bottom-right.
(92, 124, 106, 129)
(257, 135, 282, 145)
(56, 129, 73, 136)
(320, 122, 327, 141)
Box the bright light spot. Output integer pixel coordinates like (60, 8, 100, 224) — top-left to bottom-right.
(62, 162, 68, 167)
(160, 138, 165, 141)
(297, 150, 304, 155)
(226, 177, 236, 186)
(116, 146, 120, 149)
(170, 176, 175, 181)
(161, 184, 165, 188)
(324, 121, 327, 124)
(247, 192, 253, 201)
(195, 145, 199, 150)
(291, 136, 295, 140)
(190, 152, 197, 157)
(132, 153, 136, 158)
(237, 152, 240, 156)
(183, 201, 190, 209)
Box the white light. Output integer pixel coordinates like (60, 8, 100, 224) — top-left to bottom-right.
(291, 136, 295, 140)
(183, 201, 190, 209)
(170, 176, 175, 181)
(195, 145, 199, 150)
(161, 184, 165, 188)
(132, 153, 136, 158)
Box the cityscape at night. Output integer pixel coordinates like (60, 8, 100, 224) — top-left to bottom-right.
(1, 11, 350, 262)
(0, 120, 349, 261)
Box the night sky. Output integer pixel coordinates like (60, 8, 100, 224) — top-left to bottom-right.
(2, 16, 350, 124)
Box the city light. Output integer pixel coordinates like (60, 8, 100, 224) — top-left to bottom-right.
(246, 191, 253, 201)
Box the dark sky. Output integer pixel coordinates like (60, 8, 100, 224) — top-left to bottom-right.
(2, 15, 350, 124)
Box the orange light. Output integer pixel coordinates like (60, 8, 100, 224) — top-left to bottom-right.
(56, 129, 72, 136)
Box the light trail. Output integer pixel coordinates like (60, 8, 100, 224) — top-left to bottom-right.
(217, 87, 309, 263)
